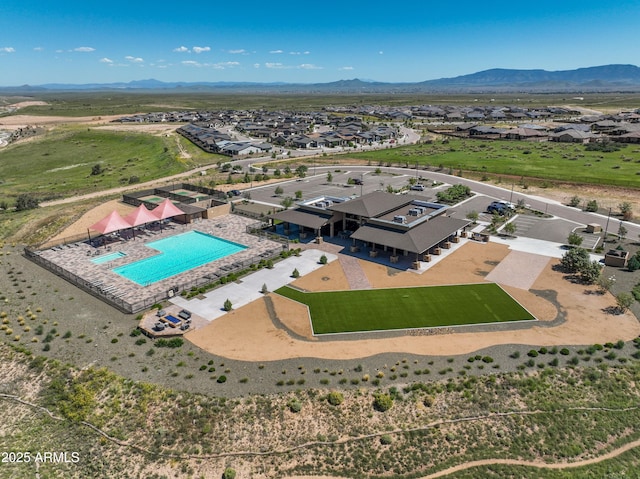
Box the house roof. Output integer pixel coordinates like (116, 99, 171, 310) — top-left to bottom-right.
(328, 191, 411, 218)
(351, 216, 470, 254)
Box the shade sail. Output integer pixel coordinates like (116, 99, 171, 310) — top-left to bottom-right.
(89, 210, 132, 235)
(124, 204, 158, 227)
(152, 198, 184, 220)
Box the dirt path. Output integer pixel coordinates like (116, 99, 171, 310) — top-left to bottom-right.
(284, 433, 640, 479)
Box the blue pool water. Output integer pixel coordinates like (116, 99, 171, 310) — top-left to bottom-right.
(113, 231, 246, 286)
(91, 251, 126, 264)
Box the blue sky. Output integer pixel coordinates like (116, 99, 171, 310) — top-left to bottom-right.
(1, 0, 639, 85)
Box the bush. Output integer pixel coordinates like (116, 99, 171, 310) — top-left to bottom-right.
(585, 199, 598, 212)
(217, 375, 227, 383)
(560, 247, 590, 274)
(327, 391, 344, 406)
(291, 268, 300, 278)
(154, 338, 183, 348)
(560, 348, 570, 355)
(319, 254, 328, 265)
(223, 299, 233, 312)
(288, 399, 302, 413)
(223, 467, 236, 479)
(380, 434, 393, 445)
(373, 392, 393, 412)
(527, 349, 539, 358)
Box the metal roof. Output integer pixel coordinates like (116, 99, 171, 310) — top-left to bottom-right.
(351, 216, 471, 254)
(328, 191, 412, 218)
(270, 209, 334, 230)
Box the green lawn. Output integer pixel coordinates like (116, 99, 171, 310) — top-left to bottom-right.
(0, 127, 225, 200)
(350, 138, 640, 188)
(275, 283, 535, 334)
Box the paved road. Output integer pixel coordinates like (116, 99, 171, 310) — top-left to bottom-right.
(41, 155, 638, 244)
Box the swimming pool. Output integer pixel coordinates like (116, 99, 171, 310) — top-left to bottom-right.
(113, 231, 246, 286)
(91, 251, 127, 264)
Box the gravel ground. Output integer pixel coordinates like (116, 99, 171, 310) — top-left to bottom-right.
(2, 242, 640, 400)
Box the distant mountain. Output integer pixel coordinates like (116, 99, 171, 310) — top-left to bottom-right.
(2, 64, 640, 94)
(421, 64, 640, 89)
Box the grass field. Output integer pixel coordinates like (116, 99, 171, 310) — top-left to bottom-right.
(6, 91, 640, 116)
(275, 283, 535, 334)
(0, 126, 225, 200)
(349, 137, 640, 188)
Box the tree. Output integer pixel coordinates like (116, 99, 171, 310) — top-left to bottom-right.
(319, 254, 328, 265)
(274, 185, 284, 196)
(560, 247, 590, 274)
(295, 190, 303, 200)
(295, 165, 308, 178)
(466, 210, 479, 224)
(585, 200, 598, 212)
(615, 292, 634, 314)
(579, 260, 602, 285)
(223, 299, 233, 312)
(326, 171, 333, 183)
(280, 197, 294, 209)
(569, 195, 581, 207)
(619, 202, 633, 221)
(261, 283, 268, 294)
(262, 165, 269, 173)
(567, 231, 583, 247)
(291, 268, 300, 278)
(628, 255, 640, 272)
(618, 224, 628, 241)
(503, 221, 517, 237)
(597, 274, 616, 294)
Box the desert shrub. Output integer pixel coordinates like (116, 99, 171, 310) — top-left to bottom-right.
(223, 468, 236, 479)
(373, 392, 393, 412)
(217, 375, 227, 383)
(380, 434, 393, 445)
(327, 391, 344, 406)
(527, 349, 539, 358)
(288, 399, 302, 413)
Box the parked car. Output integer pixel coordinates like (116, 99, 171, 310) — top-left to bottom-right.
(227, 189, 241, 197)
(351, 177, 363, 185)
(487, 200, 515, 215)
(410, 184, 425, 191)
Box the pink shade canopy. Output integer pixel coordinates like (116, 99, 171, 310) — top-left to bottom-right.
(89, 210, 132, 235)
(152, 198, 184, 220)
(123, 204, 158, 227)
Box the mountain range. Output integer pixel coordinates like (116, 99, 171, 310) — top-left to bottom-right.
(3, 64, 640, 94)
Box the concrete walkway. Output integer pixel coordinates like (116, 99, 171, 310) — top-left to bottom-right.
(169, 249, 336, 321)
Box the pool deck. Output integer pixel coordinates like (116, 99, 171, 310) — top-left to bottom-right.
(35, 215, 283, 312)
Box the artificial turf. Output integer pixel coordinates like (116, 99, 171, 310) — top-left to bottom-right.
(275, 283, 535, 335)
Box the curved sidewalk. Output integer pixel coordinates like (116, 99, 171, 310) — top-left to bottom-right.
(169, 249, 336, 321)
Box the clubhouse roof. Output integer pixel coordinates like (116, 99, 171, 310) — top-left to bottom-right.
(270, 191, 471, 256)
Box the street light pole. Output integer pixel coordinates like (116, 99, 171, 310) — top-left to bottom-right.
(509, 183, 515, 204)
(604, 207, 612, 243)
